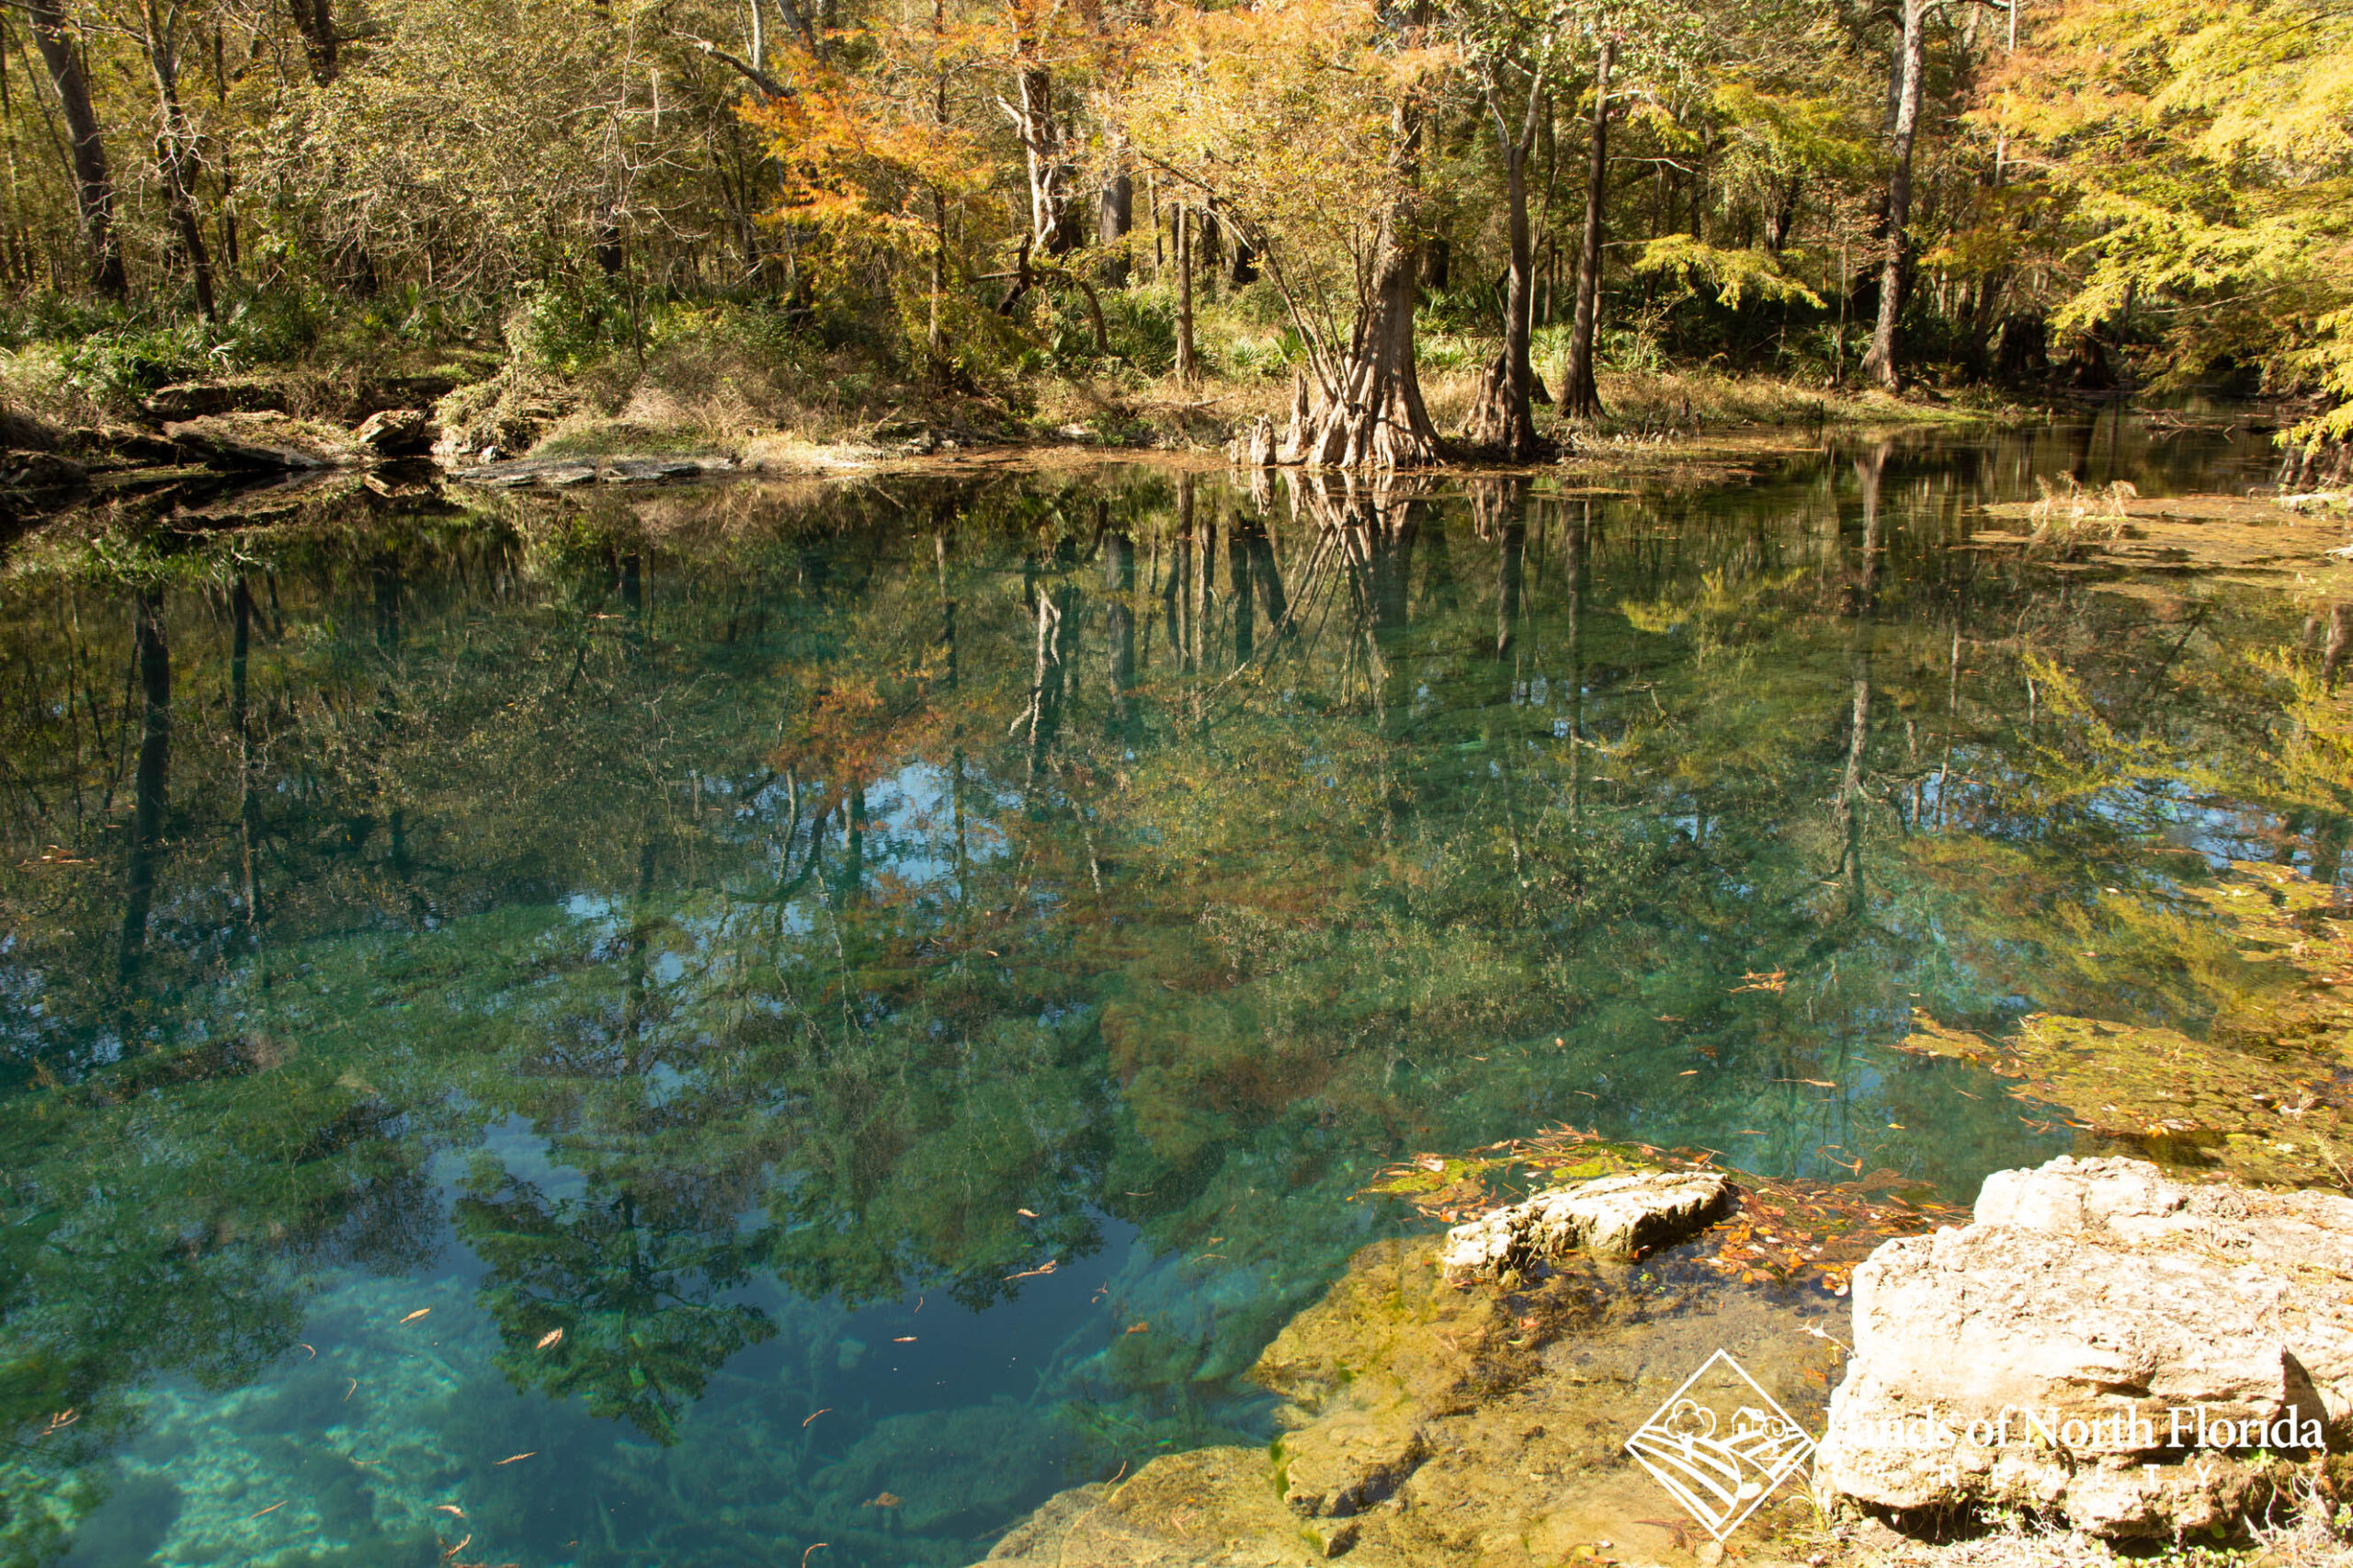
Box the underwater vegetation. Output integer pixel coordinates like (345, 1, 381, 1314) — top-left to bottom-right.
(0, 422, 2345, 1565)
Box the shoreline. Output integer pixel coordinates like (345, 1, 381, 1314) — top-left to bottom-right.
(0, 361, 2173, 517)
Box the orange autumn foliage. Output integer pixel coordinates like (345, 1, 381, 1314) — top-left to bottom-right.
(740, 39, 990, 265)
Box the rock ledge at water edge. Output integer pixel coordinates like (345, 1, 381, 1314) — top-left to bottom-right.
(1440, 1170, 1737, 1285)
(1817, 1154, 2353, 1537)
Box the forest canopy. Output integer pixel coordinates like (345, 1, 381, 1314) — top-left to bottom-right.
(0, 0, 2344, 464)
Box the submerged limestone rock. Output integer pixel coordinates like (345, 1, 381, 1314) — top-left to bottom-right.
(1440, 1170, 1736, 1285)
(981, 1233, 1844, 1567)
(1817, 1155, 2353, 1537)
(982, 1449, 1302, 1567)
(816, 1401, 1069, 1538)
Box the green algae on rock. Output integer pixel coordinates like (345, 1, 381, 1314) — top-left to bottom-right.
(979, 1233, 1847, 1568)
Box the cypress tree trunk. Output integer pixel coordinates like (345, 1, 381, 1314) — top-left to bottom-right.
(27, 0, 126, 298)
(1562, 39, 1613, 421)
(1097, 166, 1131, 286)
(1469, 74, 1548, 460)
(1281, 218, 1443, 467)
(1014, 67, 1076, 255)
(1279, 22, 1444, 470)
(1861, 0, 1926, 391)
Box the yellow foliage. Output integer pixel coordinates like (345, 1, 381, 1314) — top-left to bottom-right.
(1988, 0, 2353, 446)
(1111, 0, 1442, 359)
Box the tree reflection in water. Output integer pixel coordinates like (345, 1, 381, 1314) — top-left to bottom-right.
(0, 425, 2340, 1565)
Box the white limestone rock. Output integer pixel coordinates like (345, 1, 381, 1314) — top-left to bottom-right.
(1817, 1155, 2353, 1537)
(1440, 1169, 1735, 1284)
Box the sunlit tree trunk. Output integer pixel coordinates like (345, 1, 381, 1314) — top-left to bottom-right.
(140, 2, 217, 320)
(1562, 39, 1613, 421)
(1860, 0, 1926, 391)
(1283, 221, 1442, 466)
(1280, 5, 1444, 469)
(1097, 162, 1131, 286)
(1009, 62, 1076, 255)
(28, 0, 126, 298)
(928, 2, 949, 367)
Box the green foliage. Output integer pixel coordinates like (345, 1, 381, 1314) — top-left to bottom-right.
(52, 319, 219, 404)
(1990, 0, 2353, 439)
(1046, 285, 1181, 377)
(512, 276, 636, 376)
(1634, 235, 1825, 312)
(1416, 281, 1501, 337)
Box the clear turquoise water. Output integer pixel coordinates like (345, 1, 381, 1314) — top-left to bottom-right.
(0, 419, 2322, 1567)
